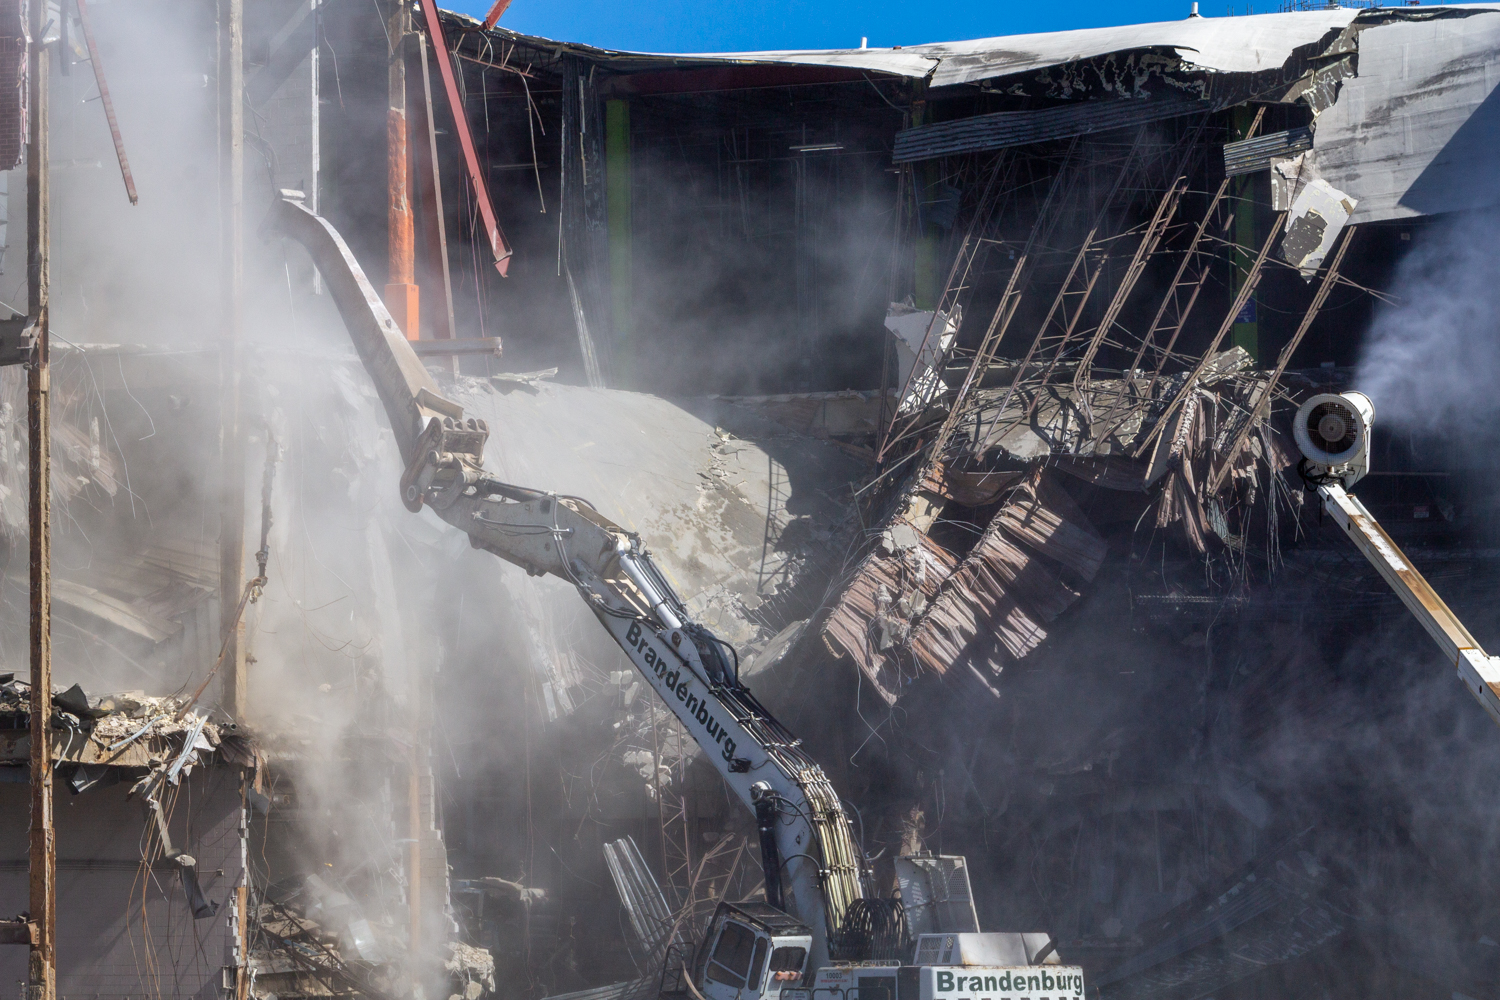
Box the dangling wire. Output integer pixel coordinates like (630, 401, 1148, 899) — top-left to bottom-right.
(173, 430, 281, 719)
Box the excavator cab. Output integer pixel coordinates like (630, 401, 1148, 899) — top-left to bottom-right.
(694, 901, 812, 1000)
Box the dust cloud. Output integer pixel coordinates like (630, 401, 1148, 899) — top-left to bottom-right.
(1355, 209, 1500, 446)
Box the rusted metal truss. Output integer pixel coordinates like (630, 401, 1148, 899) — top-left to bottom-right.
(1016, 124, 1209, 421)
(975, 119, 1207, 446)
(1093, 109, 1267, 450)
(1138, 108, 1263, 378)
(876, 151, 1020, 462)
(893, 138, 1091, 469)
(1087, 178, 1233, 444)
(1131, 208, 1288, 461)
(1204, 224, 1358, 494)
(1071, 174, 1190, 410)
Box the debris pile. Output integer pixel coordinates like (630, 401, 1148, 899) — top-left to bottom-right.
(0, 677, 253, 775)
(249, 896, 403, 1000)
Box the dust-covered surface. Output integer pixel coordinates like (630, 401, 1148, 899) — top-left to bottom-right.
(448, 378, 865, 646)
(0, 675, 252, 771)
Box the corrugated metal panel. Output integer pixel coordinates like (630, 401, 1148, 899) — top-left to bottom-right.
(1223, 127, 1313, 176)
(996, 470, 1108, 580)
(820, 524, 960, 705)
(821, 470, 1104, 703)
(603, 837, 676, 959)
(908, 471, 1103, 681)
(893, 99, 1212, 163)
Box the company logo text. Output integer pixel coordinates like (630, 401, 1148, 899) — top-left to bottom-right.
(934, 969, 1084, 999)
(627, 621, 739, 763)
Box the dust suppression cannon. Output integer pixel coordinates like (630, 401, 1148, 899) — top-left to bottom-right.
(1294, 390, 1374, 488)
(1295, 391, 1500, 728)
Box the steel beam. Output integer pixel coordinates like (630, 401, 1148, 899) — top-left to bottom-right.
(74, 0, 136, 205)
(386, 2, 418, 339)
(217, 0, 248, 720)
(1205, 225, 1357, 494)
(415, 36, 455, 344)
(419, 1, 512, 275)
(26, 0, 53, 990)
(1131, 211, 1286, 461)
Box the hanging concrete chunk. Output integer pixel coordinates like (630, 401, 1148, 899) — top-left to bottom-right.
(1279, 179, 1357, 277)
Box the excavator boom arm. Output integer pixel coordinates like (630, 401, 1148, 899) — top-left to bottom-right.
(267, 194, 862, 968)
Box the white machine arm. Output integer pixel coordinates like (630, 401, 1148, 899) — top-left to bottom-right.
(1317, 483, 1500, 729)
(266, 194, 861, 968)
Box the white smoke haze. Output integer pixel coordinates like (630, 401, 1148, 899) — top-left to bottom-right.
(10, 6, 879, 996)
(21, 3, 489, 992)
(1355, 208, 1500, 441)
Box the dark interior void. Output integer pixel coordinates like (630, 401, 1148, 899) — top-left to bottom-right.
(317, 19, 1429, 397)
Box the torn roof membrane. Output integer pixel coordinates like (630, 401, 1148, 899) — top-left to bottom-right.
(1297, 4, 1500, 222)
(469, 8, 1361, 87)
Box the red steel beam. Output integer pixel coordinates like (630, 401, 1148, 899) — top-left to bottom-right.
(419, 1, 512, 276)
(75, 0, 137, 205)
(480, 0, 513, 30)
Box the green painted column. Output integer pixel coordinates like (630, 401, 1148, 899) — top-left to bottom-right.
(914, 180, 941, 312)
(605, 99, 632, 375)
(1230, 106, 1259, 362)
(909, 86, 941, 310)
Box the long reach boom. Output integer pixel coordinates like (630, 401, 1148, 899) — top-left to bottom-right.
(266, 193, 864, 970)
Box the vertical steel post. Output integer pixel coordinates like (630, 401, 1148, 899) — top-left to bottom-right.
(218, 8, 249, 991)
(26, 0, 54, 992)
(218, 0, 247, 720)
(1229, 106, 1260, 362)
(387, 1, 418, 339)
(408, 746, 423, 964)
(414, 37, 454, 343)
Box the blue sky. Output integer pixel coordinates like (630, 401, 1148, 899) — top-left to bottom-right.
(447, 1, 1266, 53)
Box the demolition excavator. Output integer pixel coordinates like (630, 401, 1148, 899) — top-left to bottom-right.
(267, 194, 1081, 1000)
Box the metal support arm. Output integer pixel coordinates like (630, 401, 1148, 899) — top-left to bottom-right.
(1318, 484, 1500, 729)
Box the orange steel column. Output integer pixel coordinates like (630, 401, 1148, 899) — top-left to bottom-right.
(386, 1, 419, 339)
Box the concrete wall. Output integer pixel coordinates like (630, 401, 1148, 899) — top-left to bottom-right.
(0, 766, 244, 999)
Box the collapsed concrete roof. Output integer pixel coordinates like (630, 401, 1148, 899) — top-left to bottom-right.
(672, 9, 1364, 83)
(1296, 5, 1500, 221)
